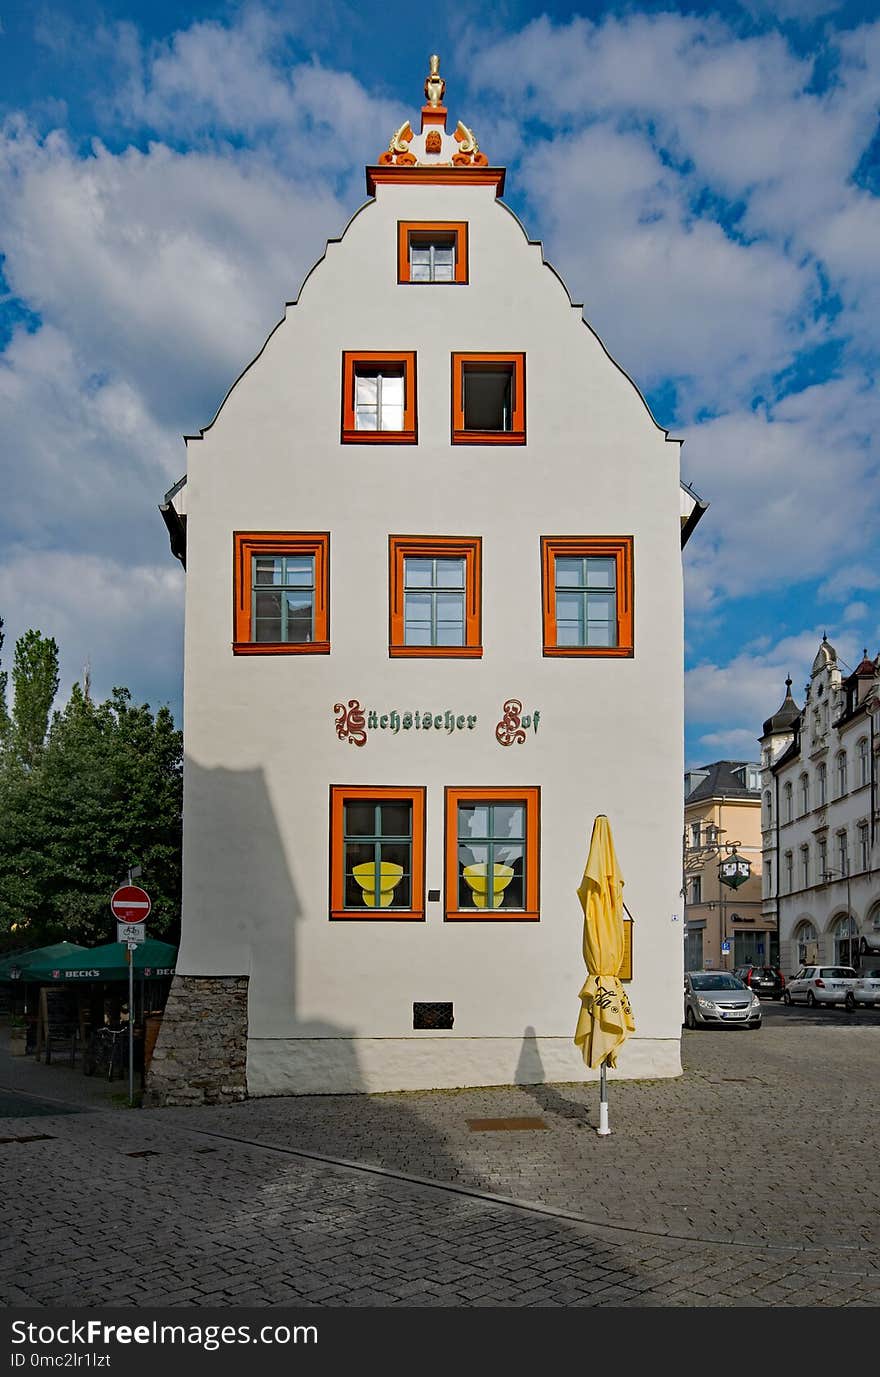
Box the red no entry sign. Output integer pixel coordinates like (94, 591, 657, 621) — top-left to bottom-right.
(110, 885, 151, 923)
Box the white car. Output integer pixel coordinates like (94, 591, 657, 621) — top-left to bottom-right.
(783, 965, 858, 1009)
(854, 965, 880, 1008)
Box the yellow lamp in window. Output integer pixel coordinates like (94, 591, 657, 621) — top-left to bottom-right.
(352, 861, 404, 908)
(462, 862, 514, 909)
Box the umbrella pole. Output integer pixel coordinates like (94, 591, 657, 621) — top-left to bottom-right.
(597, 1058, 611, 1136)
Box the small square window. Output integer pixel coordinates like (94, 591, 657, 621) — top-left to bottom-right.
(452, 353, 525, 445)
(445, 787, 540, 921)
(330, 786, 426, 921)
(540, 537, 633, 657)
(398, 222, 468, 284)
(389, 536, 482, 658)
(233, 533, 329, 655)
(342, 352, 416, 443)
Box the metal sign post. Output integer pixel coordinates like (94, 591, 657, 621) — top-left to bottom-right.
(111, 870, 149, 1109)
(127, 943, 135, 1107)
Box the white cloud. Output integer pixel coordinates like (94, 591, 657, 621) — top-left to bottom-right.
(518, 123, 814, 401)
(683, 375, 879, 611)
(818, 566, 880, 602)
(465, 12, 880, 411)
(685, 624, 879, 764)
(695, 727, 764, 759)
(686, 629, 824, 731)
(0, 549, 183, 713)
(0, 323, 178, 562)
(0, 119, 346, 430)
(843, 600, 870, 623)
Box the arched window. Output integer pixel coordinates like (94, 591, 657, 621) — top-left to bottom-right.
(763, 789, 773, 826)
(817, 762, 827, 805)
(799, 773, 809, 815)
(795, 920, 817, 965)
(833, 914, 858, 966)
(857, 738, 869, 788)
(784, 781, 793, 823)
(837, 751, 848, 797)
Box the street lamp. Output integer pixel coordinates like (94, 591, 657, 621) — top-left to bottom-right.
(717, 844, 752, 968)
(822, 867, 855, 967)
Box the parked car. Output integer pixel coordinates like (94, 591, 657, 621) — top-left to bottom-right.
(854, 964, 880, 1008)
(733, 964, 786, 999)
(783, 966, 858, 1009)
(684, 971, 762, 1030)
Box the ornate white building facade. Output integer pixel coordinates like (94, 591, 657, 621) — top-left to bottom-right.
(150, 61, 704, 1104)
(760, 640, 880, 974)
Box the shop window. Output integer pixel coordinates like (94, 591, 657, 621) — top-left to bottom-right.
(342, 351, 417, 443)
(451, 353, 525, 444)
(444, 786, 540, 921)
(540, 537, 633, 657)
(388, 536, 482, 658)
(398, 222, 468, 284)
(329, 786, 426, 921)
(233, 533, 329, 655)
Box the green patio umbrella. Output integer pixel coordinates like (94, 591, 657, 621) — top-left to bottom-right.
(0, 942, 87, 982)
(22, 939, 177, 983)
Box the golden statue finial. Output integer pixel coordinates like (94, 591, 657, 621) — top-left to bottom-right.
(425, 54, 445, 107)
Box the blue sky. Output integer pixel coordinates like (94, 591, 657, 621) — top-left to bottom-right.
(1, 0, 878, 765)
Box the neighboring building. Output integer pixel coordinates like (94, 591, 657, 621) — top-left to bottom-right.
(151, 59, 705, 1105)
(760, 640, 880, 975)
(683, 762, 767, 971)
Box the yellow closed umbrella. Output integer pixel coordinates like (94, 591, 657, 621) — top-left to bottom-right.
(574, 814, 635, 1135)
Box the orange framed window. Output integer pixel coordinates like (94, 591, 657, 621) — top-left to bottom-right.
(342, 351, 416, 444)
(540, 536, 633, 658)
(398, 221, 468, 284)
(233, 532, 329, 655)
(444, 787, 540, 922)
(388, 536, 482, 659)
(452, 352, 525, 445)
(330, 786, 426, 921)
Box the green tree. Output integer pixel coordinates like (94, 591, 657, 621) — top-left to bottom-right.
(0, 655, 182, 947)
(10, 629, 59, 768)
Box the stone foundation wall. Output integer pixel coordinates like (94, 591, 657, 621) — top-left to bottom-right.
(145, 975, 248, 1107)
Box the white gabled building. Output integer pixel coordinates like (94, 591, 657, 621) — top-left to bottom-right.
(760, 639, 880, 975)
(151, 60, 704, 1105)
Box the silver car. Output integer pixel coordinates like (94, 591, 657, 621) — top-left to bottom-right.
(684, 971, 762, 1030)
(783, 965, 858, 1008)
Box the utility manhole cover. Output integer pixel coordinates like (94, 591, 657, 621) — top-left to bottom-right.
(466, 1117, 548, 1132)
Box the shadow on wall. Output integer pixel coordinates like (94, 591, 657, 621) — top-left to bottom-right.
(151, 758, 362, 1101)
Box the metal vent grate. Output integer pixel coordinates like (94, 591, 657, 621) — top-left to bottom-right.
(413, 1002, 453, 1029)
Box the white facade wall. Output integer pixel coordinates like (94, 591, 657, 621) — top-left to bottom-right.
(177, 179, 686, 1094)
(761, 650, 880, 974)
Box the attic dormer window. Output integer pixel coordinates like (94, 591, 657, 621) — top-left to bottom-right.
(398, 222, 468, 284)
(452, 353, 526, 444)
(341, 351, 417, 443)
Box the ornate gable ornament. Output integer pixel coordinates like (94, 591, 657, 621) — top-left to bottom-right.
(370, 55, 501, 195)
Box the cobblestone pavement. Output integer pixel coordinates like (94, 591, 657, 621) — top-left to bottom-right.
(1, 1006, 878, 1308)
